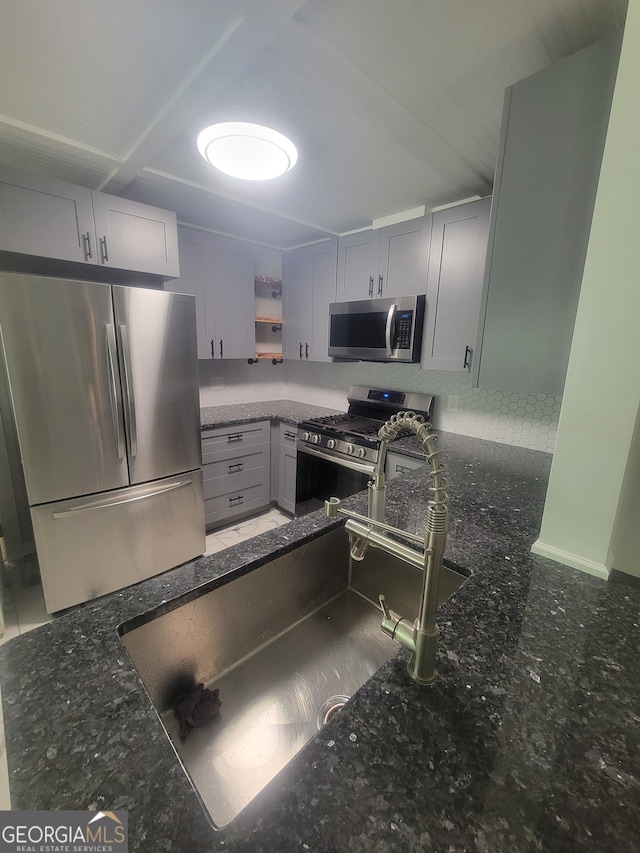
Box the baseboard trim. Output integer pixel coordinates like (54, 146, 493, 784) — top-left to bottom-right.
(531, 539, 610, 581)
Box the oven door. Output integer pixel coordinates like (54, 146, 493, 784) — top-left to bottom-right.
(295, 445, 374, 517)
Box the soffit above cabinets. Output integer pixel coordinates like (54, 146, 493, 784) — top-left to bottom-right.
(0, 0, 627, 250)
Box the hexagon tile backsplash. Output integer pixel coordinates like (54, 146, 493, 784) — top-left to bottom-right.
(199, 360, 560, 454)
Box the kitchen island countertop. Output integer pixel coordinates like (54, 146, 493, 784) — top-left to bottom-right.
(1, 430, 640, 852)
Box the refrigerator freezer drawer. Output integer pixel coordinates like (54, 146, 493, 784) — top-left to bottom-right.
(30, 470, 205, 613)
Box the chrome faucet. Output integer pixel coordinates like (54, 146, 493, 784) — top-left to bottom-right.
(325, 410, 452, 684)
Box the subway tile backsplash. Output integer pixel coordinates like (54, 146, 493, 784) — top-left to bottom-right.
(199, 360, 560, 453)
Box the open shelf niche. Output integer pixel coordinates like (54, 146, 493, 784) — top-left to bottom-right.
(252, 275, 282, 364)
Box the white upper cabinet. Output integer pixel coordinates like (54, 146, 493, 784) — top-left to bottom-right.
(0, 166, 96, 264)
(90, 192, 179, 278)
(0, 165, 179, 278)
(474, 35, 621, 396)
(421, 197, 491, 372)
(282, 239, 337, 362)
(336, 216, 430, 301)
(167, 227, 254, 361)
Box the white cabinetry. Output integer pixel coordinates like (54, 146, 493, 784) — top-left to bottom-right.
(336, 217, 430, 300)
(385, 451, 426, 481)
(90, 191, 179, 277)
(282, 239, 337, 362)
(276, 423, 297, 515)
(421, 197, 490, 372)
(201, 422, 271, 529)
(0, 165, 179, 277)
(475, 35, 620, 395)
(167, 227, 254, 360)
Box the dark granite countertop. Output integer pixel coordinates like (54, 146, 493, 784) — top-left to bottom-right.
(2, 432, 640, 852)
(200, 400, 341, 430)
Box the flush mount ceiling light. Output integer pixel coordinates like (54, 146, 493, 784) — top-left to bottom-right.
(197, 122, 298, 180)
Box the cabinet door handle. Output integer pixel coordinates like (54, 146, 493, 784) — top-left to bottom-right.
(378, 274, 383, 295)
(299, 341, 303, 359)
(83, 232, 92, 260)
(220, 339, 224, 358)
(305, 342, 309, 359)
(368, 276, 374, 297)
(211, 339, 215, 359)
(100, 236, 109, 263)
(228, 461, 243, 473)
(463, 345, 472, 370)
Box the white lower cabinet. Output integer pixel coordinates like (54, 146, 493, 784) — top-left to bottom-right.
(385, 451, 426, 481)
(276, 423, 297, 515)
(201, 421, 271, 529)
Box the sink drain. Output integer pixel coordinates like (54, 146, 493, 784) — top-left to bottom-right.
(316, 695, 351, 730)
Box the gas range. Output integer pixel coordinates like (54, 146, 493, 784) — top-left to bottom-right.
(297, 385, 434, 473)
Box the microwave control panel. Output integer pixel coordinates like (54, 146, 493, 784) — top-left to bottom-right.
(396, 310, 413, 348)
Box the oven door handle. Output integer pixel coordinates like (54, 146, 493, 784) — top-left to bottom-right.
(297, 442, 376, 476)
(385, 303, 397, 358)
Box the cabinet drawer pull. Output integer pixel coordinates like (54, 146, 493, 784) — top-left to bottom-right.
(229, 494, 244, 506)
(368, 276, 374, 297)
(227, 433, 243, 443)
(83, 232, 92, 260)
(228, 461, 243, 473)
(463, 345, 472, 370)
(284, 431, 296, 441)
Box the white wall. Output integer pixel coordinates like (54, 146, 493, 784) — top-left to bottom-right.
(199, 358, 560, 453)
(532, 0, 640, 579)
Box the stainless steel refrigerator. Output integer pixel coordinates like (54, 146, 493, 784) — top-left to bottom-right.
(0, 272, 205, 613)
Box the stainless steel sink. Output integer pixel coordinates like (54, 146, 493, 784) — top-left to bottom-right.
(119, 527, 447, 828)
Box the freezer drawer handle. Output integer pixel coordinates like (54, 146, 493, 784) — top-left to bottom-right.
(228, 462, 243, 473)
(52, 479, 194, 518)
(119, 323, 138, 457)
(229, 494, 244, 506)
(105, 324, 126, 460)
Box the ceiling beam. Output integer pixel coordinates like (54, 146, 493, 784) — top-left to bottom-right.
(99, 0, 309, 195)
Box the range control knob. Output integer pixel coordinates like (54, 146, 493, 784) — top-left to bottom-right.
(310, 433, 321, 445)
(356, 447, 367, 459)
(326, 439, 337, 449)
(301, 431, 310, 442)
(345, 443, 355, 455)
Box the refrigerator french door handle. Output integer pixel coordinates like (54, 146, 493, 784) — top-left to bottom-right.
(118, 323, 138, 458)
(105, 324, 126, 460)
(385, 304, 397, 358)
(51, 479, 194, 518)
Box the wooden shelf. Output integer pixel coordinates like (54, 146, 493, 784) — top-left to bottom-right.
(255, 316, 281, 324)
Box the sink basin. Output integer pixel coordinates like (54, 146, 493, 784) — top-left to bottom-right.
(119, 526, 468, 828)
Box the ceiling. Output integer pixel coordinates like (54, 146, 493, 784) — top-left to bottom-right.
(0, 0, 628, 250)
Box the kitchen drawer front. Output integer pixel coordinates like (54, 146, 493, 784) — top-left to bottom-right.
(202, 446, 269, 499)
(279, 422, 298, 447)
(201, 421, 270, 462)
(204, 478, 270, 528)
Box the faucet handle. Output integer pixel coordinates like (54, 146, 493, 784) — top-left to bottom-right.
(378, 594, 391, 620)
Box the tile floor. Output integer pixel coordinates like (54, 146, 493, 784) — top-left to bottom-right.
(0, 506, 292, 809)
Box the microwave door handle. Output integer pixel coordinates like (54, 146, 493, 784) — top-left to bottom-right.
(385, 304, 397, 357)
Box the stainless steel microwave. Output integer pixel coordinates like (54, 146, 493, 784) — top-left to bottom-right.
(328, 295, 425, 362)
